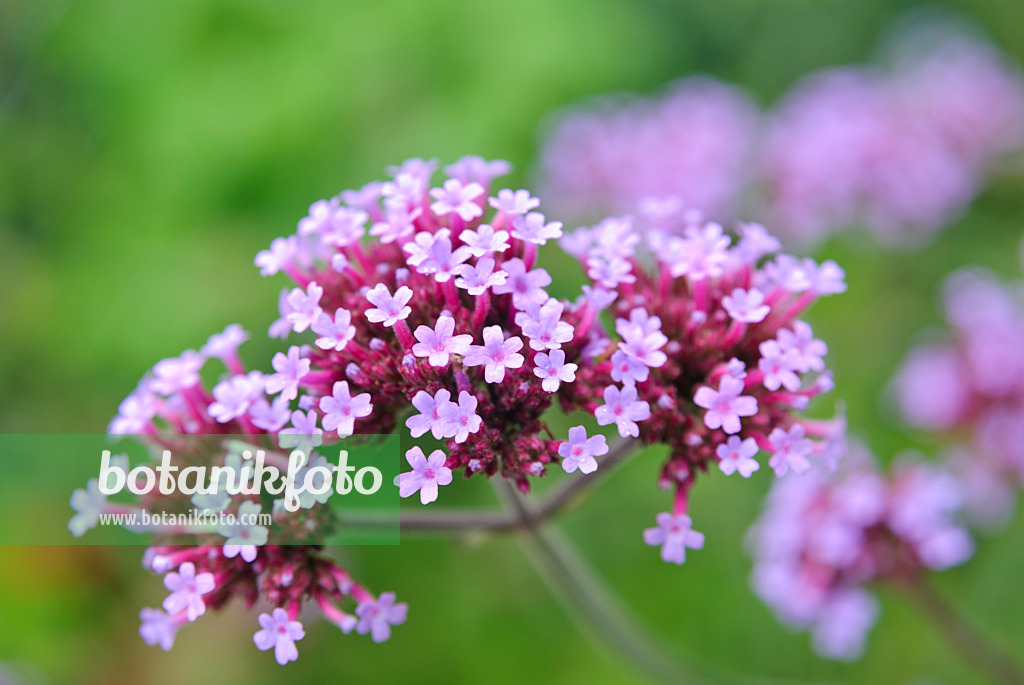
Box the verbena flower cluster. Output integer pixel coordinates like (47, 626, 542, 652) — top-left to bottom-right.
(79, 155, 850, 664)
(81, 156, 611, 664)
(557, 203, 847, 561)
(893, 258, 1024, 526)
(748, 446, 974, 660)
(538, 77, 758, 223)
(538, 27, 1024, 246)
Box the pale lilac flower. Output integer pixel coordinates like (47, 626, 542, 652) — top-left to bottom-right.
(285, 282, 324, 333)
(643, 513, 705, 565)
(454, 257, 507, 295)
(405, 389, 452, 439)
(616, 309, 668, 368)
(163, 562, 215, 622)
(459, 224, 510, 256)
(489, 188, 540, 216)
(768, 424, 815, 476)
(265, 346, 310, 401)
(758, 340, 803, 392)
(255, 236, 298, 276)
(218, 501, 269, 563)
(364, 284, 413, 327)
(716, 436, 760, 477)
(312, 308, 356, 351)
(558, 425, 607, 474)
(515, 298, 574, 351)
(369, 198, 421, 244)
(355, 593, 408, 643)
(319, 381, 373, 436)
(534, 349, 578, 392)
(610, 349, 649, 385)
(279, 409, 323, 446)
(722, 288, 770, 323)
(429, 179, 484, 221)
(254, 608, 305, 665)
(398, 446, 453, 504)
(445, 155, 510, 186)
(595, 384, 651, 437)
(463, 326, 525, 383)
(209, 372, 265, 423)
(812, 590, 879, 661)
(151, 350, 205, 394)
(693, 375, 757, 435)
(139, 608, 182, 652)
(412, 315, 473, 367)
(437, 391, 482, 443)
(777, 322, 828, 373)
(201, 324, 249, 361)
(406, 229, 472, 281)
(491, 258, 551, 309)
(249, 395, 291, 432)
(587, 255, 636, 288)
(69, 479, 106, 537)
(511, 212, 563, 244)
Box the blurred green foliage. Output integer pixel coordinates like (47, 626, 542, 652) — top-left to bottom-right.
(1, 0, 1023, 683)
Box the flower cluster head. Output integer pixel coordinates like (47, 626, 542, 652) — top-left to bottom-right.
(95, 156, 618, 663)
(557, 206, 847, 564)
(748, 446, 974, 660)
(762, 27, 1024, 245)
(893, 262, 1024, 526)
(538, 77, 759, 222)
(538, 24, 1024, 248)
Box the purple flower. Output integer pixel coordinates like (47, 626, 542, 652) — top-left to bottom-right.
(398, 447, 453, 504)
(722, 288, 771, 323)
(463, 326, 525, 383)
(163, 562, 216, 622)
(364, 283, 413, 327)
(489, 188, 540, 216)
(201, 324, 249, 361)
(587, 255, 636, 288)
(777, 321, 827, 373)
(218, 501, 269, 563)
(716, 436, 760, 477)
(610, 349, 650, 385)
(768, 424, 814, 476)
(643, 513, 705, 565)
(319, 381, 373, 436)
(139, 608, 182, 651)
(209, 372, 265, 423)
(758, 340, 803, 392)
(511, 211, 563, 245)
(693, 375, 757, 435)
(429, 178, 484, 221)
(615, 309, 668, 368)
(515, 298, 574, 351)
(355, 592, 408, 643)
(491, 258, 551, 309)
(285, 281, 324, 333)
(249, 395, 291, 432)
(558, 426, 608, 474)
(459, 224, 510, 256)
(151, 350, 205, 395)
(312, 308, 356, 351)
(437, 391, 482, 443)
(412, 315, 473, 367)
(445, 155, 510, 186)
(69, 479, 107, 537)
(405, 229, 472, 282)
(454, 257, 507, 295)
(254, 608, 305, 665)
(405, 389, 452, 439)
(370, 198, 421, 244)
(279, 409, 323, 447)
(255, 236, 298, 276)
(595, 384, 651, 437)
(265, 346, 310, 401)
(533, 349, 578, 392)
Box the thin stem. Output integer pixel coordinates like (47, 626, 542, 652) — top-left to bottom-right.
(338, 438, 638, 534)
(901, 577, 1024, 685)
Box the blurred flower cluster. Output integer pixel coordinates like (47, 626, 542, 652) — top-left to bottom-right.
(893, 255, 1024, 527)
(73, 155, 852, 663)
(539, 25, 1024, 246)
(748, 446, 974, 660)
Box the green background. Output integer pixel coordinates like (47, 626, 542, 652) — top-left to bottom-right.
(1, 0, 1023, 683)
